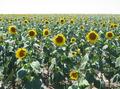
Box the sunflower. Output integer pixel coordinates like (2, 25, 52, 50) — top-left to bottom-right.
(44, 20, 49, 24)
(110, 23, 114, 29)
(71, 51, 77, 57)
(69, 70, 78, 80)
(8, 26, 17, 34)
(80, 25, 85, 31)
(70, 37, 76, 43)
(59, 18, 65, 24)
(70, 19, 74, 24)
(43, 28, 50, 36)
(16, 48, 27, 59)
(86, 31, 99, 44)
(52, 34, 66, 46)
(113, 23, 118, 28)
(24, 20, 29, 24)
(110, 23, 118, 29)
(28, 29, 37, 38)
(105, 31, 114, 40)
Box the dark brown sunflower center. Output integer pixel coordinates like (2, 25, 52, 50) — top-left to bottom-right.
(25, 20, 28, 23)
(111, 25, 114, 28)
(45, 31, 48, 35)
(11, 27, 16, 32)
(29, 31, 35, 36)
(72, 52, 75, 55)
(45, 21, 48, 24)
(89, 33, 97, 40)
(70, 20, 73, 24)
(61, 20, 64, 24)
(56, 36, 63, 43)
(114, 24, 117, 28)
(108, 33, 113, 37)
(102, 24, 105, 27)
(81, 26, 84, 29)
(72, 39, 75, 41)
(72, 72, 78, 78)
(19, 50, 25, 57)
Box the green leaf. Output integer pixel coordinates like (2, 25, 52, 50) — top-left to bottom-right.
(80, 53, 89, 69)
(49, 58, 56, 70)
(79, 79, 89, 86)
(17, 68, 27, 79)
(30, 61, 41, 74)
(115, 56, 120, 67)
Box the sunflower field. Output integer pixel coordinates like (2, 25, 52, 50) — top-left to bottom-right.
(0, 15, 120, 89)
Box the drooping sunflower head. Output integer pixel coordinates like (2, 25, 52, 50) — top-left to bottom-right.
(86, 31, 99, 44)
(16, 48, 27, 60)
(28, 29, 37, 38)
(8, 26, 17, 34)
(105, 31, 114, 40)
(69, 70, 78, 80)
(70, 37, 76, 43)
(52, 34, 66, 46)
(43, 28, 50, 37)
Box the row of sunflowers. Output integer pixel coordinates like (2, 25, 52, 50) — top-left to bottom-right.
(0, 15, 120, 89)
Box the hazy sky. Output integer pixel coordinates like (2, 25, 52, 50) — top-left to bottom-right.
(0, 0, 120, 14)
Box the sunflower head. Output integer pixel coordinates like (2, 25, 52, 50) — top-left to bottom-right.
(70, 37, 76, 43)
(70, 19, 74, 24)
(105, 31, 114, 40)
(8, 26, 17, 34)
(114, 23, 118, 28)
(69, 70, 78, 80)
(86, 31, 99, 44)
(24, 20, 29, 24)
(59, 18, 65, 24)
(44, 19, 49, 24)
(80, 25, 85, 31)
(16, 48, 27, 60)
(52, 34, 66, 46)
(110, 23, 114, 29)
(71, 51, 77, 57)
(28, 29, 37, 38)
(43, 28, 50, 37)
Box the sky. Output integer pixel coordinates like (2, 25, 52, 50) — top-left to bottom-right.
(0, 0, 120, 14)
